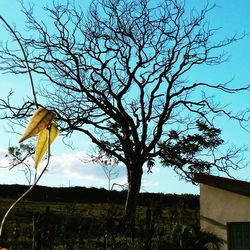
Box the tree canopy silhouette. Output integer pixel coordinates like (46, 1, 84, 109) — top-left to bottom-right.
(0, 0, 249, 225)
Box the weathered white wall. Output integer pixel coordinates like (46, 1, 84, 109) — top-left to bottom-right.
(200, 184, 250, 250)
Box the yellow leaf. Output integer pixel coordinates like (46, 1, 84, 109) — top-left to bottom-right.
(19, 107, 55, 143)
(35, 122, 59, 168)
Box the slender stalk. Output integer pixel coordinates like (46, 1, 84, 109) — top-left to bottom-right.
(0, 16, 38, 108)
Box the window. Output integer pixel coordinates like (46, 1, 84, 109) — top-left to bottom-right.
(228, 222, 250, 250)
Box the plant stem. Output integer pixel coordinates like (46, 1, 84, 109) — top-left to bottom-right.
(0, 16, 38, 109)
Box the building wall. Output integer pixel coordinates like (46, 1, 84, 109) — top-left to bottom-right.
(200, 184, 250, 250)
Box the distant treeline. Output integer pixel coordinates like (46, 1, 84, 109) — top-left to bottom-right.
(0, 184, 199, 209)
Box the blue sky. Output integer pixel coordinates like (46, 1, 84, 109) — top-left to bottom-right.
(0, 0, 250, 194)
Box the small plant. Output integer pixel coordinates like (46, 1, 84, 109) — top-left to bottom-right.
(170, 223, 224, 250)
(0, 16, 59, 249)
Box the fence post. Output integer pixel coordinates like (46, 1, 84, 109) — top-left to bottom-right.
(32, 215, 35, 250)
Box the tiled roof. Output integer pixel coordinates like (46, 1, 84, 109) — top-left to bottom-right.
(194, 173, 250, 197)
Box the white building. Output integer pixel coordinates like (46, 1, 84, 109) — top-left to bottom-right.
(195, 173, 250, 250)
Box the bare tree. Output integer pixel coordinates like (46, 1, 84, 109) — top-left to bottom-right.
(0, 0, 249, 226)
(91, 152, 119, 190)
(5, 143, 35, 184)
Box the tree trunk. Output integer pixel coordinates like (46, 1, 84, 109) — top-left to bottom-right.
(123, 167, 143, 226)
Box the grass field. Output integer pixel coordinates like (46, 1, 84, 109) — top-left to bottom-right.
(0, 195, 199, 249)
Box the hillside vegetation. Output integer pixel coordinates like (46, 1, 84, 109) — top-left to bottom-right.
(0, 184, 199, 208)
